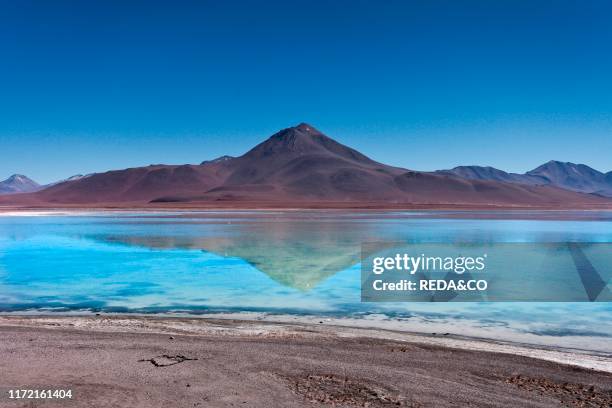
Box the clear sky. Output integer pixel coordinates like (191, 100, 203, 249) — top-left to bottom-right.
(1, 0, 611, 183)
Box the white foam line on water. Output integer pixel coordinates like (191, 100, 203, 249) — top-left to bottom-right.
(0, 210, 178, 217)
(0, 210, 130, 217)
(0, 209, 292, 217)
(0, 210, 78, 216)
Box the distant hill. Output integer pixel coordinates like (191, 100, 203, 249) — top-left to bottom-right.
(439, 161, 612, 197)
(436, 166, 544, 185)
(200, 155, 234, 165)
(0, 174, 40, 194)
(1, 124, 610, 208)
(527, 161, 612, 197)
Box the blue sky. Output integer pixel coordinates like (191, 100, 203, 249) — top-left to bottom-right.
(1, 0, 611, 183)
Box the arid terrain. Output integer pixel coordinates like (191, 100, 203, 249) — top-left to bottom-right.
(0, 315, 610, 408)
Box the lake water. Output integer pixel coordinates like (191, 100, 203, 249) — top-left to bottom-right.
(0, 211, 611, 352)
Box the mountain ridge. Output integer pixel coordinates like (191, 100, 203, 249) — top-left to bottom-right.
(439, 160, 612, 197)
(1, 124, 610, 208)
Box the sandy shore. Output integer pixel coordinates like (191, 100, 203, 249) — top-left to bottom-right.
(0, 315, 610, 407)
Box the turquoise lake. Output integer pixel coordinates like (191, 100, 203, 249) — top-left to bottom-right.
(0, 211, 611, 352)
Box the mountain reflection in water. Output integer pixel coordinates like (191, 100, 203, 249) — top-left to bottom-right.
(99, 220, 373, 291)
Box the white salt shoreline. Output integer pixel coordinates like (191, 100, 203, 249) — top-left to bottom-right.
(1, 312, 611, 374)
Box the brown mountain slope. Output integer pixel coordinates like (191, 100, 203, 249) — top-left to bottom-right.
(31, 164, 224, 204)
(156, 123, 407, 203)
(1, 123, 610, 208)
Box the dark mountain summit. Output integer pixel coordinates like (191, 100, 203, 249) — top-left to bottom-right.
(241, 123, 376, 165)
(214, 123, 394, 191)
